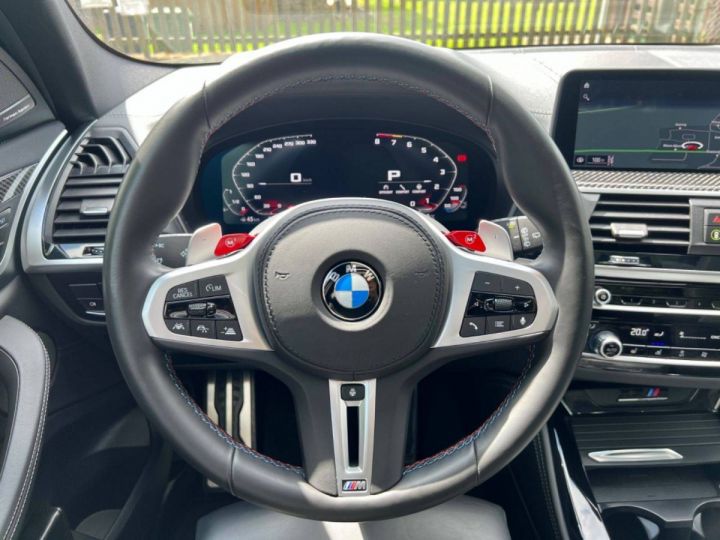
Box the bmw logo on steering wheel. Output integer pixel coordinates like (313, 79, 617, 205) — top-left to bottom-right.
(322, 262, 382, 321)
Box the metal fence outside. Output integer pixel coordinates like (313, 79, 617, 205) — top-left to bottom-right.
(71, 0, 718, 62)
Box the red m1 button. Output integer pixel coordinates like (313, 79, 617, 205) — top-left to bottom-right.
(445, 230, 486, 253)
(214, 233, 254, 256)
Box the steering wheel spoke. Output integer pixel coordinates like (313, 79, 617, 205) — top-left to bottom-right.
(142, 237, 271, 356)
(292, 371, 413, 497)
(431, 227, 558, 356)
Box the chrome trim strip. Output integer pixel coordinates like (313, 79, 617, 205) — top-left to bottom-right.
(329, 379, 376, 496)
(588, 448, 682, 463)
(593, 303, 720, 317)
(582, 352, 720, 369)
(240, 372, 255, 447)
(580, 187, 720, 197)
(595, 264, 720, 284)
(22, 123, 101, 273)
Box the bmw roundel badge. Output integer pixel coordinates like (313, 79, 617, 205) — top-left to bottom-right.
(322, 262, 382, 321)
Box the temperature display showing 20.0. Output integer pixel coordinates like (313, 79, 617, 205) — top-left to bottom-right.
(219, 130, 470, 226)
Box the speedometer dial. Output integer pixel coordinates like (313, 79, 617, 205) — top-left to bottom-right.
(373, 133, 458, 212)
(232, 134, 320, 216)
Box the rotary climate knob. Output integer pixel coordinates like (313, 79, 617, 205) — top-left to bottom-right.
(591, 331, 623, 358)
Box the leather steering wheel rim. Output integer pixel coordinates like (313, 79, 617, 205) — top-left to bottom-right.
(104, 33, 593, 521)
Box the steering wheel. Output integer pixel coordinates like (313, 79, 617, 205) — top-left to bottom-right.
(104, 33, 593, 522)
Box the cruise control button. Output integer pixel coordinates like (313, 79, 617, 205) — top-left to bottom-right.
(216, 321, 242, 341)
(199, 276, 229, 297)
(471, 272, 501, 293)
(166, 282, 198, 302)
(187, 302, 210, 317)
(500, 276, 533, 297)
(487, 315, 510, 334)
(191, 320, 216, 338)
(511, 313, 535, 330)
(460, 317, 485, 337)
(166, 319, 190, 335)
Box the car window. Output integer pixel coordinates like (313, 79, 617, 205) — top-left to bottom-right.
(69, 0, 720, 63)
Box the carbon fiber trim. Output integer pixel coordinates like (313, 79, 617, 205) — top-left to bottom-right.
(0, 164, 36, 203)
(573, 169, 720, 193)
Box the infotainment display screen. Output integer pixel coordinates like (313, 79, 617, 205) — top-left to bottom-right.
(555, 71, 720, 172)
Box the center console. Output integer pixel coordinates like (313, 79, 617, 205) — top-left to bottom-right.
(553, 69, 720, 381)
(551, 70, 720, 540)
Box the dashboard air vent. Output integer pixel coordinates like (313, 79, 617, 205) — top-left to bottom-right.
(51, 134, 133, 244)
(589, 194, 690, 255)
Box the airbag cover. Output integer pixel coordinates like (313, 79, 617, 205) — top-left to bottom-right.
(256, 202, 448, 376)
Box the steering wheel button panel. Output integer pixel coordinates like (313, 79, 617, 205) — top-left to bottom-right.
(460, 271, 538, 338)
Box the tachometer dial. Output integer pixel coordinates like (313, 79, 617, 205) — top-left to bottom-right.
(373, 133, 457, 213)
(232, 134, 320, 216)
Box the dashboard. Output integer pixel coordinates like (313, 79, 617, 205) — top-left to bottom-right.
(18, 45, 720, 388)
(195, 121, 496, 232)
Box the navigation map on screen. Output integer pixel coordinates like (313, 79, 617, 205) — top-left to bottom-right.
(573, 78, 720, 171)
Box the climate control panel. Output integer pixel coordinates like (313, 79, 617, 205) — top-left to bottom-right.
(587, 320, 720, 362)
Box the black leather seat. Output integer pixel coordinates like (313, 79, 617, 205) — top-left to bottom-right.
(196, 496, 511, 539)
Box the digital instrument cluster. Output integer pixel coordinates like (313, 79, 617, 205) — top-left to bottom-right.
(197, 124, 492, 231)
